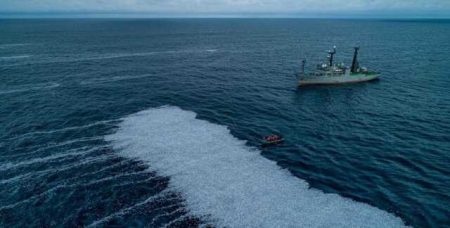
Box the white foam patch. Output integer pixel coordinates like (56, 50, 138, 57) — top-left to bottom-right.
(105, 106, 407, 228)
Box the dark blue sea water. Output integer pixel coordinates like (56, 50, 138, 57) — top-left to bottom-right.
(1, 19, 449, 227)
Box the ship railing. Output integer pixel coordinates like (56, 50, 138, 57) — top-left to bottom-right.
(299, 71, 346, 80)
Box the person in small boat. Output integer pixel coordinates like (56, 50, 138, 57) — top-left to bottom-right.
(262, 134, 283, 147)
(265, 135, 280, 142)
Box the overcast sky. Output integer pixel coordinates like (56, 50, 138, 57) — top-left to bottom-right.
(1, 0, 450, 18)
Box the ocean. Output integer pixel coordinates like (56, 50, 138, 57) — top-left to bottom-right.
(0, 19, 449, 227)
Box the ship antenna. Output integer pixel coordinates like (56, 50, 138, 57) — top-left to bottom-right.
(300, 59, 306, 76)
(351, 46, 360, 73)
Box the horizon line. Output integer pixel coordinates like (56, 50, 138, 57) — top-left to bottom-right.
(1, 10, 450, 19)
(1, 15, 450, 19)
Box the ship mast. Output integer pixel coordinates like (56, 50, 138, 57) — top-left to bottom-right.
(300, 59, 306, 75)
(328, 46, 336, 67)
(351, 47, 360, 73)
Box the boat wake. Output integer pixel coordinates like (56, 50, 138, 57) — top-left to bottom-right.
(105, 106, 406, 227)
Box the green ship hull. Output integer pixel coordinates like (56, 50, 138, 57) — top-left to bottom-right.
(299, 72, 380, 86)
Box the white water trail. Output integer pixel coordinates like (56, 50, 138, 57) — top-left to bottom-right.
(5, 119, 118, 141)
(79, 74, 154, 85)
(2, 136, 104, 159)
(86, 189, 172, 227)
(149, 204, 183, 225)
(0, 43, 31, 49)
(2, 49, 217, 67)
(0, 55, 31, 60)
(105, 106, 407, 228)
(0, 145, 107, 172)
(0, 152, 112, 185)
(0, 82, 59, 95)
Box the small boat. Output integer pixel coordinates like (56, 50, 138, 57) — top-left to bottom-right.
(262, 135, 284, 147)
(298, 46, 380, 86)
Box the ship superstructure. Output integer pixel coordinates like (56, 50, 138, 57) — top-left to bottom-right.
(298, 46, 379, 86)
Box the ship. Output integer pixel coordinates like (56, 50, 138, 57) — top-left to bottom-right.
(298, 46, 380, 86)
